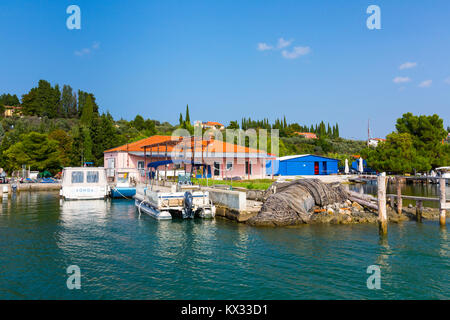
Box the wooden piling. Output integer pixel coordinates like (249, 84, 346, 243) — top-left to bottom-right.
(416, 200, 423, 222)
(378, 173, 388, 235)
(396, 178, 402, 214)
(439, 178, 446, 226)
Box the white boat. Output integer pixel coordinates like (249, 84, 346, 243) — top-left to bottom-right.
(60, 167, 109, 200)
(109, 169, 139, 199)
(436, 167, 450, 181)
(134, 186, 216, 220)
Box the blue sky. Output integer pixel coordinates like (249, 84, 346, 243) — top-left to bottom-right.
(0, 0, 449, 139)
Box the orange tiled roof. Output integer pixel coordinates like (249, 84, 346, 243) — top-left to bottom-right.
(104, 135, 266, 155)
(295, 132, 318, 139)
(104, 135, 175, 153)
(204, 121, 224, 127)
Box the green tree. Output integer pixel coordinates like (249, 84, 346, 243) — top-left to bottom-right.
(227, 121, 239, 129)
(21, 80, 61, 118)
(48, 129, 73, 166)
(4, 132, 61, 173)
(0, 124, 4, 144)
(80, 95, 94, 126)
(362, 132, 430, 174)
(132, 115, 145, 131)
(395, 113, 448, 168)
(185, 104, 190, 125)
(179, 113, 183, 126)
(77, 91, 99, 117)
(0, 93, 20, 107)
(82, 126, 93, 163)
(61, 85, 77, 118)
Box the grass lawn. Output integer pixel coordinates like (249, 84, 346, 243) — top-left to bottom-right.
(191, 178, 275, 190)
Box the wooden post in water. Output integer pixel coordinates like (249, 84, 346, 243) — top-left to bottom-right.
(396, 177, 403, 214)
(439, 178, 447, 226)
(378, 173, 388, 235)
(416, 200, 423, 222)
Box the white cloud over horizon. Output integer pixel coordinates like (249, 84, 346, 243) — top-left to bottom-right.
(399, 62, 417, 70)
(276, 38, 292, 49)
(257, 37, 310, 59)
(418, 79, 432, 88)
(257, 43, 273, 51)
(393, 76, 411, 84)
(281, 46, 311, 59)
(75, 42, 100, 56)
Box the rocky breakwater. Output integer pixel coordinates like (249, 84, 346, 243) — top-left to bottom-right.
(247, 179, 406, 227)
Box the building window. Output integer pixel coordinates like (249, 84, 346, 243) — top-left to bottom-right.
(245, 161, 252, 175)
(138, 161, 145, 176)
(226, 162, 233, 171)
(107, 158, 115, 177)
(214, 162, 220, 176)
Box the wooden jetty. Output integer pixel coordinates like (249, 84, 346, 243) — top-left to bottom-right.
(350, 176, 449, 233)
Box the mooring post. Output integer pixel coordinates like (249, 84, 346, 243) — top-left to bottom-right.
(416, 200, 423, 222)
(439, 178, 446, 226)
(396, 177, 402, 214)
(378, 173, 387, 235)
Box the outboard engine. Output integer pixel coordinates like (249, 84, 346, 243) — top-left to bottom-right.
(183, 191, 194, 219)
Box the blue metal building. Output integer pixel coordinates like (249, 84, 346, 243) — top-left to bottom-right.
(266, 154, 339, 176)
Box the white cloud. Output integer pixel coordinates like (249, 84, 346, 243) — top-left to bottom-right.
(393, 76, 411, 84)
(277, 37, 292, 49)
(257, 43, 273, 51)
(281, 46, 311, 59)
(75, 42, 100, 56)
(399, 62, 417, 70)
(418, 79, 432, 88)
(92, 42, 100, 50)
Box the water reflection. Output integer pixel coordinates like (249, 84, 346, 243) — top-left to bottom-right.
(0, 192, 449, 299)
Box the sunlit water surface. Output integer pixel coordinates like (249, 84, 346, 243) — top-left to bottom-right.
(0, 192, 448, 299)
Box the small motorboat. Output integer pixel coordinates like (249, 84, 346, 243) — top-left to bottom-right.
(436, 167, 450, 184)
(60, 167, 109, 200)
(110, 169, 138, 199)
(134, 186, 216, 220)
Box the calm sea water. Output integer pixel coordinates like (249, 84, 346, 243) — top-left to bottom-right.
(0, 192, 448, 300)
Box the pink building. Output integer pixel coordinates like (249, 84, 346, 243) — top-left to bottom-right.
(104, 135, 270, 181)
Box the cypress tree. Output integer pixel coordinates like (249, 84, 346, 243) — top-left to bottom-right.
(185, 104, 190, 125)
(80, 95, 94, 126)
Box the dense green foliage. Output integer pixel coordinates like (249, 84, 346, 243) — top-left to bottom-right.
(361, 113, 450, 174)
(2, 80, 447, 176)
(4, 132, 61, 173)
(0, 80, 175, 174)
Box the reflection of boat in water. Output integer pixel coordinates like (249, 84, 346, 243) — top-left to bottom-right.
(60, 167, 109, 200)
(134, 186, 216, 220)
(109, 169, 138, 199)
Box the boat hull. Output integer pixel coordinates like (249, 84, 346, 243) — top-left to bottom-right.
(61, 186, 108, 200)
(111, 187, 136, 198)
(135, 199, 172, 220)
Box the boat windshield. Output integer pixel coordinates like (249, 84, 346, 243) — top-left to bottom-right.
(71, 171, 84, 183)
(87, 171, 99, 183)
(117, 173, 128, 184)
